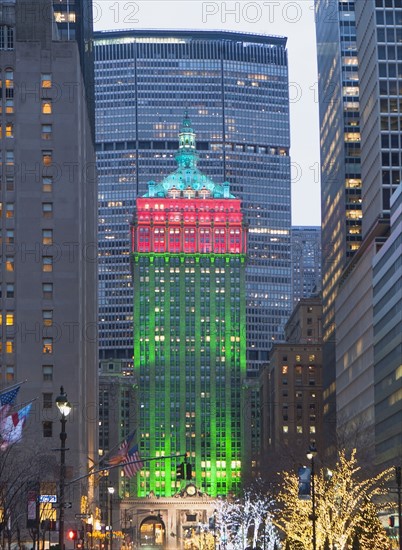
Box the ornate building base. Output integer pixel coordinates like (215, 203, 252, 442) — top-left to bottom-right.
(120, 491, 217, 549)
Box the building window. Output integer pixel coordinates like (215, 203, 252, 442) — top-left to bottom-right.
(6, 339, 14, 353)
(43, 338, 53, 354)
(309, 366, 316, 385)
(6, 151, 14, 165)
(0, 26, 14, 50)
(42, 177, 53, 192)
(41, 74, 52, 89)
(43, 310, 53, 327)
(6, 284, 14, 298)
(297, 426, 303, 434)
(6, 230, 14, 244)
(43, 421, 53, 437)
(42, 203, 53, 218)
(41, 124, 52, 140)
(6, 256, 14, 271)
(5, 122, 13, 138)
(5, 68, 13, 92)
(42, 283, 53, 299)
(42, 150, 52, 166)
(6, 203, 14, 218)
(42, 256, 53, 272)
(42, 229, 53, 245)
(5, 99, 13, 114)
(282, 365, 288, 374)
(43, 393, 53, 409)
(309, 354, 316, 362)
(42, 365, 53, 381)
(42, 100, 52, 115)
(6, 311, 14, 326)
(54, 11, 76, 23)
(6, 177, 14, 191)
(6, 365, 14, 382)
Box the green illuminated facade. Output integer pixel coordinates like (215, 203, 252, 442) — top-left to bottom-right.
(131, 116, 247, 497)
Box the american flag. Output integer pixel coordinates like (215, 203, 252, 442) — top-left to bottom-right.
(0, 384, 21, 406)
(122, 445, 143, 478)
(0, 384, 21, 421)
(108, 431, 138, 471)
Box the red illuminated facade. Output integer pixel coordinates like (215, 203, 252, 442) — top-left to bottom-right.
(132, 198, 246, 255)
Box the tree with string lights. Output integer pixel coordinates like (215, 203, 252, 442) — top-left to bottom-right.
(275, 449, 392, 549)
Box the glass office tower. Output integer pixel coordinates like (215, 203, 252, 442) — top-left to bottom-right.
(315, 0, 363, 447)
(131, 116, 247, 497)
(95, 30, 292, 375)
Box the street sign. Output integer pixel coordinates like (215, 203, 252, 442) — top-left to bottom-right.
(39, 495, 57, 503)
(63, 502, 72, 509)
(75, 514, 91, 519)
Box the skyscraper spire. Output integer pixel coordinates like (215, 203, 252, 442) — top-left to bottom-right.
(177, 111, 197, 168)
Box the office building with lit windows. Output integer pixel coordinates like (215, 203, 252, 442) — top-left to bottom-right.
(291, 226, 321, 307)
(316, 0, 401, 461)
(260, 296, 323, 475)
(0, 0, 97, 537)
(315, 0, 363, 449)
(95, 30, 292, 376)
(131, 116, 247, 499)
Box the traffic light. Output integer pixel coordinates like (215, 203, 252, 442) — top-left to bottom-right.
(67, 529, 78, 541)
(185, 462, 192, 481)
(176, 462, 185, 480)
(389, 515, 395, 527)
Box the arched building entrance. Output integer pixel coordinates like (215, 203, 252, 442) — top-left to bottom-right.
(139, 515, 165, 548)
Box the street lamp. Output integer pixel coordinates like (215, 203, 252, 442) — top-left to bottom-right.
(56, 387, 72, 550)
(306, 444, 317, 550)
(108, 487, 115, 550)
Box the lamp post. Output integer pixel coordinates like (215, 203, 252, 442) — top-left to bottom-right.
(306, 444, 317, 550)
(108, 487, 115, 550)
(56, 387, 72, 550)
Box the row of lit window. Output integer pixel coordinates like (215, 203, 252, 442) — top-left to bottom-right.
(283, 425, 316, 434)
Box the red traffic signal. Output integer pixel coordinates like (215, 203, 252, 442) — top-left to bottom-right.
(68, 529, 78, 540)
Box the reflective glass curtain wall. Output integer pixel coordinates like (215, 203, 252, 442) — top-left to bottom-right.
(95, 31, 292, 375)
(315, 0, 362, 449)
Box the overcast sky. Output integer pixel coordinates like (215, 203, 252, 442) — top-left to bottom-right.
(94, 0, 321, 227)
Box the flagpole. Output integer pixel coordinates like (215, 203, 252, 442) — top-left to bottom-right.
(0, 380, 27, 394)
(67, 452, 187, 486)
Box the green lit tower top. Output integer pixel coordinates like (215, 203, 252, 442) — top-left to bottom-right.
(131, 115, 247, 498)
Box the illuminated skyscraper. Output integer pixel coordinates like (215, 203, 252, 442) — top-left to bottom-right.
(315, 0, 363, 447)
(95, 30, 292, 375)
(0, 0, 97, 536)
(130, 116, 247, 498)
